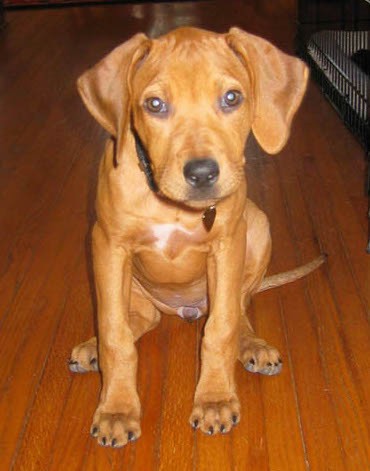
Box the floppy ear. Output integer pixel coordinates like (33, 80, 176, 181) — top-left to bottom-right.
(77, 33, 149, 138)
(226, 27, 309, 154)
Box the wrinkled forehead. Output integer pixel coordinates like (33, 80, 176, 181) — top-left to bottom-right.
(132, 34, 249, 100)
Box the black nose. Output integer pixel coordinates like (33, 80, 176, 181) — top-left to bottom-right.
(183, 158, 220, 188)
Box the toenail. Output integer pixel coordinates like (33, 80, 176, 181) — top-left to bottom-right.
(267, 362, 272, 366)
(208, 426, 214, 435)
(220, 424, 225, 433)
(278, 358, 283, 363)
(249, 358, 255, 365)
(274, 362, 279, 366)
(232, 415, 238, 425)
(69, 360, 78, 365)
(128, 431, 135, 442)
(90, 358, 97, 364)
(91, 426, 98, 436)
(112, 438, 117, 447)
(102, 437, 107, 446)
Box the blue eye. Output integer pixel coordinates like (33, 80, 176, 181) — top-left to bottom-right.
(220, 90, 242, 111)
(145, 97, 168, 114)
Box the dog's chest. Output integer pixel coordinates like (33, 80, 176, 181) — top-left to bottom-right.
(150, 223, 194, 252)
(133, 221, 208, 285)
(135, 220, 206, 258)
(134, 222, 208, 321)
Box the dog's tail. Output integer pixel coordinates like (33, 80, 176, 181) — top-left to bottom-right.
(257, 254, 327, 293)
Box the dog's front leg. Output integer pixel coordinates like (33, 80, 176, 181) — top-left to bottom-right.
(90, 223, 140, 448)
(190, 219, 246, 435)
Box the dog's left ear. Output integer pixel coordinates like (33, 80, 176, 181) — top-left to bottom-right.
(226, 27, 309, 154)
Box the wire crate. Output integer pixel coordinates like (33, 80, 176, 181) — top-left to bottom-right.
(296, 0, 370, 251)
(297, 0, 369, 152)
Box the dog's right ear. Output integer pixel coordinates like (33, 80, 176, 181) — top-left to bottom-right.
(77, 33, 149, 137)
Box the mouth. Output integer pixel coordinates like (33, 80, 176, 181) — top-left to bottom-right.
(157, 178, 242, 211)
(155, 173, 220, 205)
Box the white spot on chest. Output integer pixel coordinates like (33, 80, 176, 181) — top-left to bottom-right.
(151, 223, 192, 250)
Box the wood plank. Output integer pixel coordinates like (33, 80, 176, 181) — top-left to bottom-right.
(128, 324, 169, 471)
(232, 304, 269, 471)
(273, 90, 370, 469)
(1, 4, 368, 470)
(288, 89, 370, 409)
(248, 140, 309, 471)
(253, 292, 308, 471)
(247, 130, 348, 470)
(157, 316, 197, 471)
(47, 373, 101, 471)
(0, 20, 105, 319)
(295, 162, 370, 470)
(12, 256, 93, 471)
(299, 85, 370, 308)
(0, 126, 98, 469)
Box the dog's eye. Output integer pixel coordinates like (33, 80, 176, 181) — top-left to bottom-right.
(145, 97, 168, 114)
(220, 90, 242, 111)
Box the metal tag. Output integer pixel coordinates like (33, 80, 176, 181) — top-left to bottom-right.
(202, 205, 216, 232)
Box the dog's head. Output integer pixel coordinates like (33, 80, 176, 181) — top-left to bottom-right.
(78, 27, 308, 208)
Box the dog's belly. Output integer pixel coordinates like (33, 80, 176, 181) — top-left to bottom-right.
(134, 248, 207, 284)
(132, 248, 208, 318)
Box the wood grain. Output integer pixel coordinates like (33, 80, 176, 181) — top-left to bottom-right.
(1, 2, 368, 470)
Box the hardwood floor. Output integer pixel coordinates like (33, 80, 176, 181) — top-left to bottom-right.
(0, 2, 368, 470)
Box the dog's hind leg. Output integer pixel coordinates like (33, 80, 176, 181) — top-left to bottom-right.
(69, 286, 160, 374)
(238, 312, 282, 376)
(69, 337, 99, 373)
(238, 200, 282, 376)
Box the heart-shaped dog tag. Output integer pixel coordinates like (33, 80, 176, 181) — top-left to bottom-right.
(202, 205, 216, 232)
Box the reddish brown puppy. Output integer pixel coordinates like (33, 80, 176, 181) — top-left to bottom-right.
(69, 27, 312, 447)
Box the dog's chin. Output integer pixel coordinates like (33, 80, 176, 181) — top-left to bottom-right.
(159, 189, 217, 210)
(182, 198, 218, 210)
(158, 183, 234, 210)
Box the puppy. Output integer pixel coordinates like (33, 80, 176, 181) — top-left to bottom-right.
(69, 27, 317, 447)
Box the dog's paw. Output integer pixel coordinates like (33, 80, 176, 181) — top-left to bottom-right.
(68, 337, 99, 373)
(189, 395, 240, 435)
(240, 341, 282, 375)
(90, 410, 141, 448)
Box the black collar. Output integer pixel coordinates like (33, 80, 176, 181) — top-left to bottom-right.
(132, 128, 159, 193)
